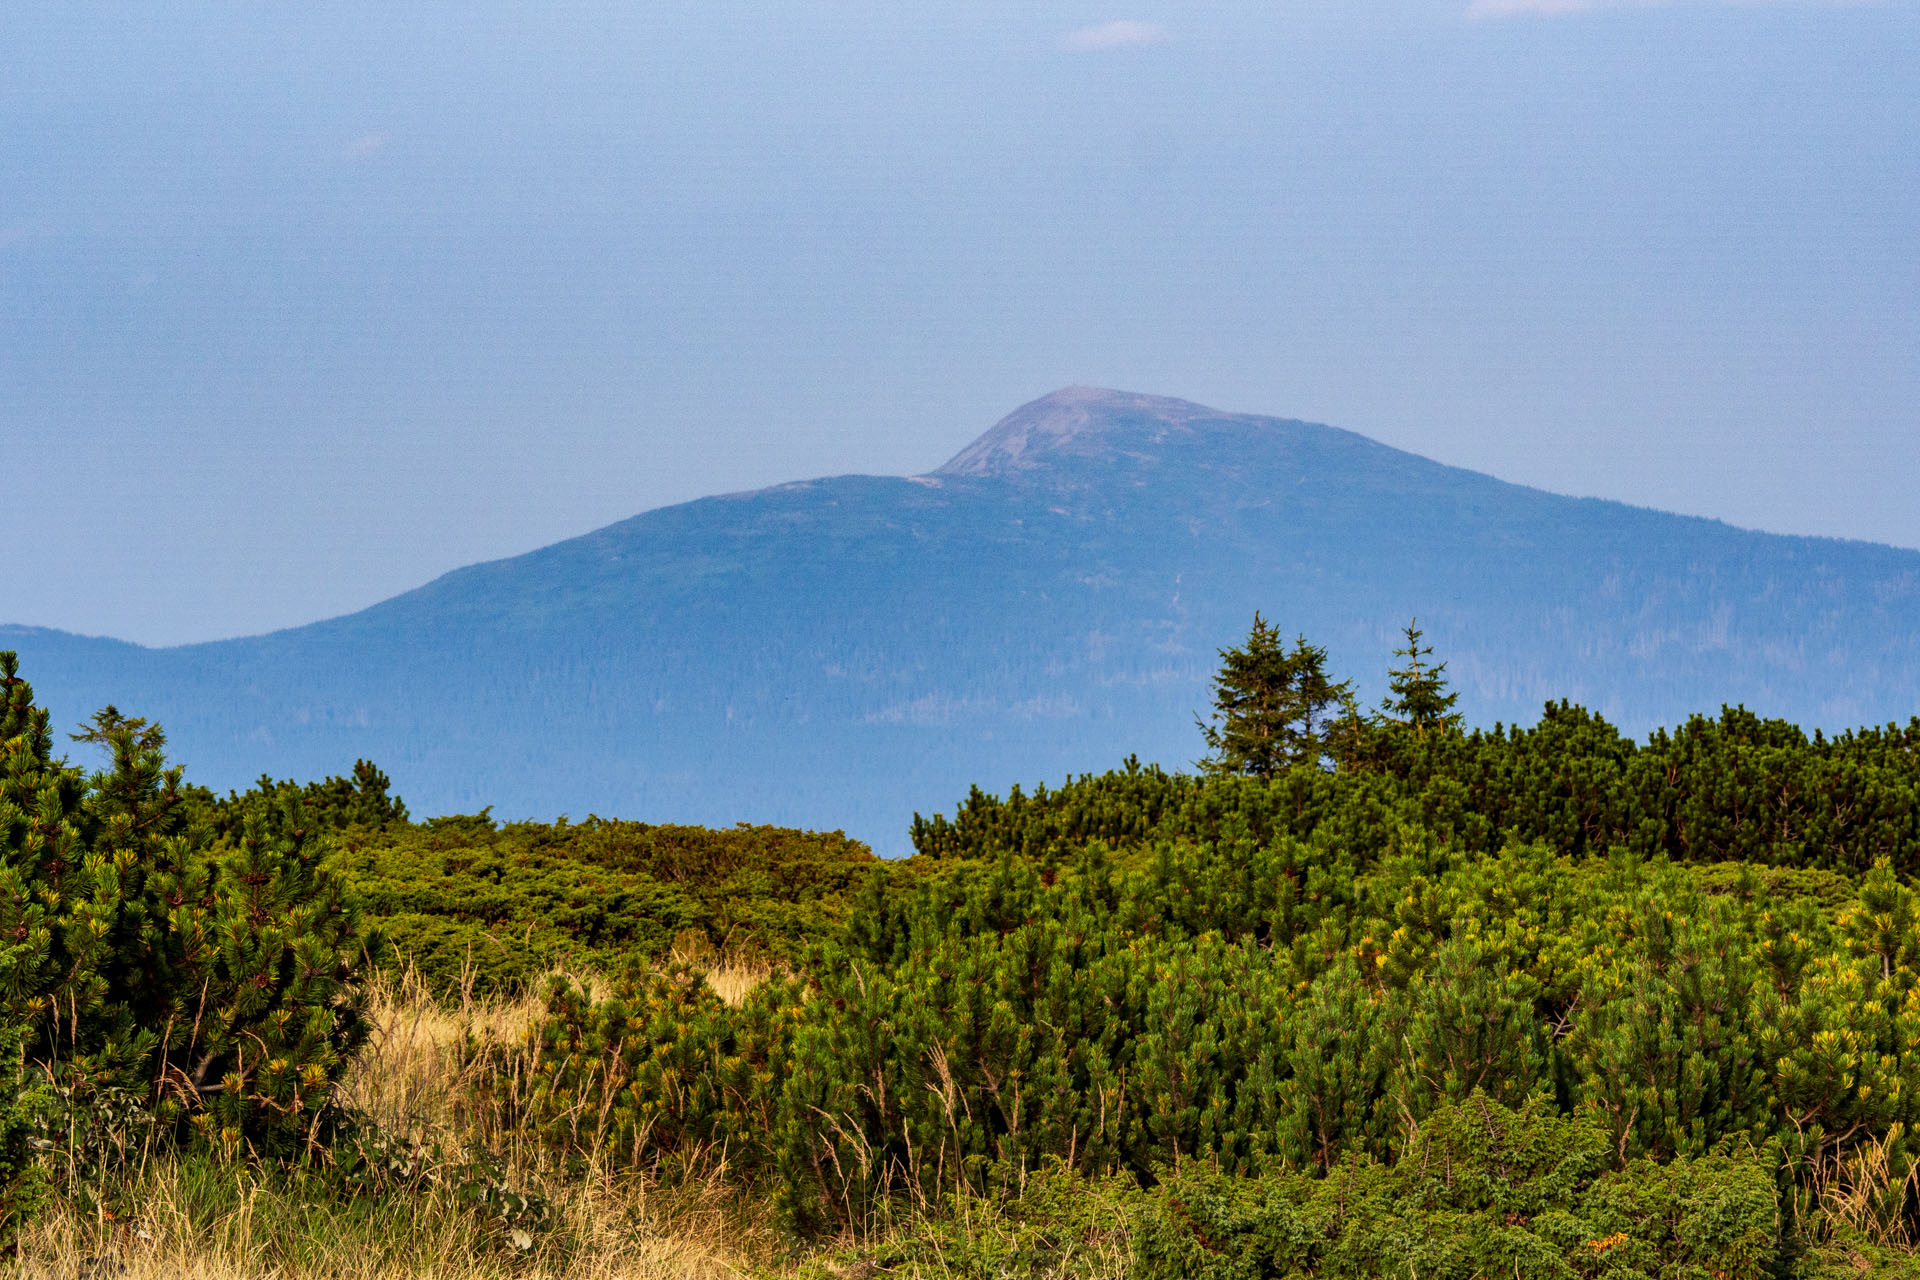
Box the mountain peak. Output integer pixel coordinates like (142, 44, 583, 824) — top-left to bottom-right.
(932, 387, 1254, 478)
(15, 385, 1920, 853)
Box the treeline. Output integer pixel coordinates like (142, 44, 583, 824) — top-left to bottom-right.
(914, 618, 1920, 872)
(910, 702, 1920, 872)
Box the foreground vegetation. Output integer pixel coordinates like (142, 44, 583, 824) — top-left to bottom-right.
(9, 622, 1920, 1277)
(336, 810, 873, 996)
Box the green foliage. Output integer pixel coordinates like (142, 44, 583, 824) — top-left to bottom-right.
(521, 958, 798, 1174)
(0, 651, 376, 1167)
(1199, 614, 1353, 778)
(203, 758, 409, 843)
(28, 1077, 158, 1218)
(1379, 617, 1461, 739)
(799, 1163, 1144, 1280)
(340, 816, 874, 995)
(804, 1099, 1780, 1280)
(1136, 1095, 1779, 1280)
(529, 792, 1920, 1264)
(319, 1112, 557, 1254)
(0, 1030, 46, 1253)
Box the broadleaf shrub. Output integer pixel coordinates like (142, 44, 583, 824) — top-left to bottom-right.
(1135, 1096, 1779, 1280)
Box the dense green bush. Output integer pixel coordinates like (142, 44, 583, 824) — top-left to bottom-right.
(201, 758, 409, 841)
(0, 652, 376, 1166)
(0, 1029, 45, 1252)
(911, 705, 1920, 875)
(806, 1098, 1781, 1279)
(522, 958, 798, 1173)
(339, 816, 874, 994)
(525, 807, 1920, 1264)
(1136, 1095, 1780, 1280)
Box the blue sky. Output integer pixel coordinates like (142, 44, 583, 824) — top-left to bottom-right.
(6, 0, 1917, 644)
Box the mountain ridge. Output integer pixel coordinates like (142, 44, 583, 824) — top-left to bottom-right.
(7, 388, 1918, 851)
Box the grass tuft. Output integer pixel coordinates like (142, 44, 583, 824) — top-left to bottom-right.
(16, 959, 785, 1280)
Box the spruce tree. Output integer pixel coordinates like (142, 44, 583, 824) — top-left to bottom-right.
(1379, 618, 1461, 738)
(1198, 615, 1351, 777)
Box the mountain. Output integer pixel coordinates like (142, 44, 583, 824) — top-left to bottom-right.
(9, 387, 1920, 852)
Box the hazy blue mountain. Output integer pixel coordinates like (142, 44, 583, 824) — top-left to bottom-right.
(10, 388, 1920, 852)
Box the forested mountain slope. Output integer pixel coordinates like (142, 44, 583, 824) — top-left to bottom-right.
(10, 387, 1920, 849)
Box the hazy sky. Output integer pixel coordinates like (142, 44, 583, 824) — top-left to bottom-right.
(7, 1, 1917, 645)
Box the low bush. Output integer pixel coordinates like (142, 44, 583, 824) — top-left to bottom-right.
(520, 958, 797, 1175)
(339, 816, 875, 996)
(517, 827, 1920, 1265)
(1137, 1095, 1780, 1280)
(0, 654, 376, 1166)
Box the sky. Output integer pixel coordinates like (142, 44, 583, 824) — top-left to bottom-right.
(6, 0, 1917, 646)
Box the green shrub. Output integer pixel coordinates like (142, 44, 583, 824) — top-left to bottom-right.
(522, 813, 1920, 1252)
(1136, 1095, 1780, 1280)
(340, 816, 874, 995)
(521, 958, 798, 1174)
(0, 1030, 46, 1252)
(799, 1162, 1144, 1279)
(0, 652, 376, 1162)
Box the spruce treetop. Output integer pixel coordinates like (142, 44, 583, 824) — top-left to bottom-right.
(1381, 618, 1461, 739)
(1198, 614, 1351, 778)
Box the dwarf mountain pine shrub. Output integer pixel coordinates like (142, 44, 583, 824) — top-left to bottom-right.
(0, 652, 376, 1167)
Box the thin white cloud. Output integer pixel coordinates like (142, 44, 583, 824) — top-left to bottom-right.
(344, 132, 389, 160)
(1063, 20, 1169, 50)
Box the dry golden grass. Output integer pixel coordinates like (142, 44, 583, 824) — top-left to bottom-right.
(14, 959, 788, 1280)
(696, 955, 775, 1008)
(16, 1166, 770, 1280)
(1810, 1124, 1920, 1251)
(338, 962, 545, 1152)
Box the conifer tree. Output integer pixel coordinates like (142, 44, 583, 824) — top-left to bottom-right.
(1380, 618, 1461, 738)
(1198, 615, 1352, 777)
